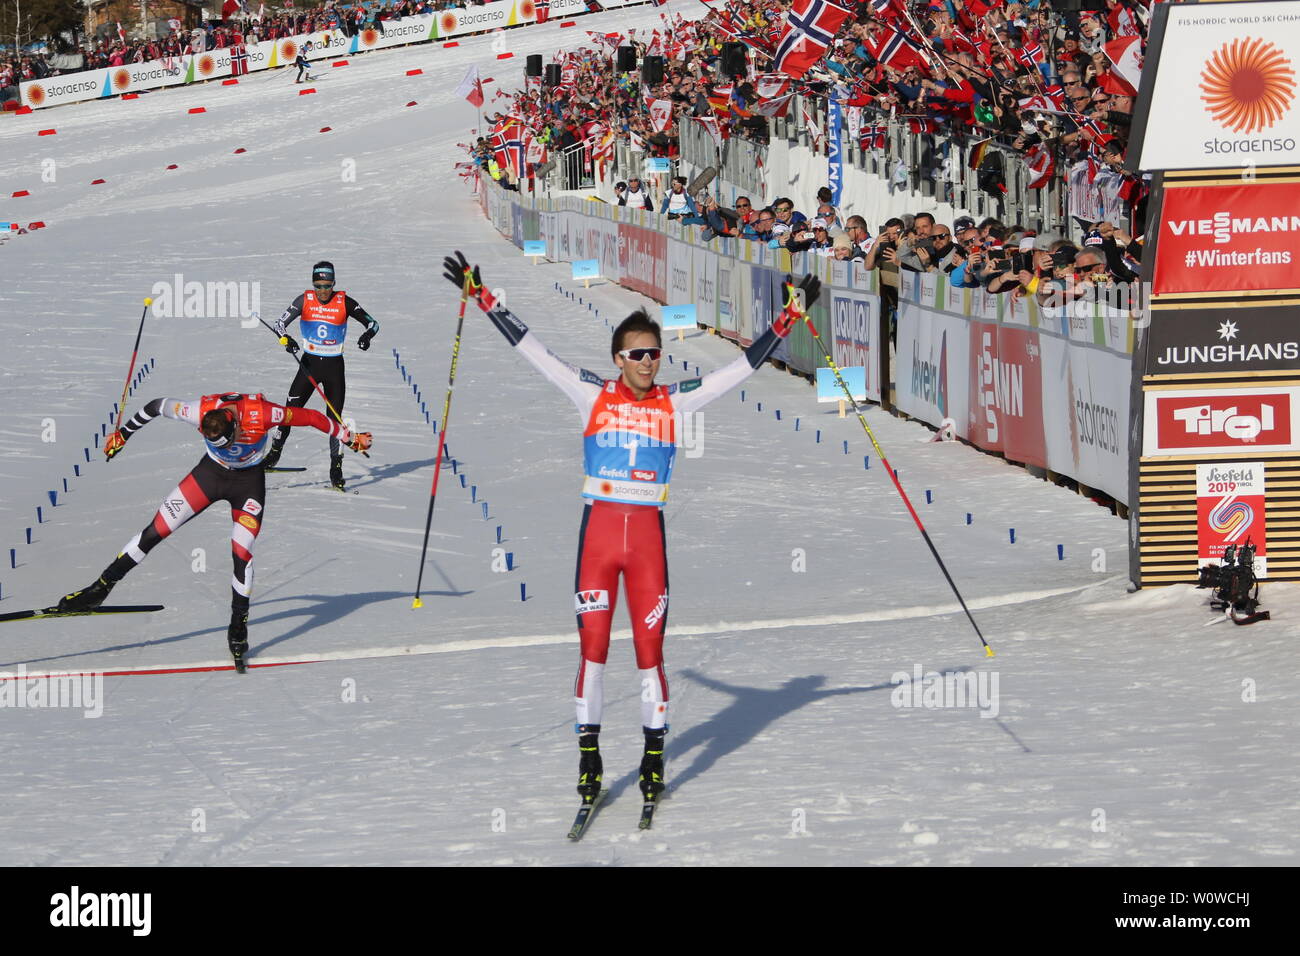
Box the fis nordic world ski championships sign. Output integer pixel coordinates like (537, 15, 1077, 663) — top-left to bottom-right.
(1137, 1, 1300, 171)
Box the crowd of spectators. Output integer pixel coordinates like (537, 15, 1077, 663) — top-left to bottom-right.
(474, 0, 1151, 247)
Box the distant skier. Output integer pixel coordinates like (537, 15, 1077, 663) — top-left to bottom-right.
(442, 250, 819, 817)
(58, 393, 373, 670)
(264, 261, 379, 490)
(295, 47, 311, 83)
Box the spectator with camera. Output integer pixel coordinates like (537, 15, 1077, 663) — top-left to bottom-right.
(660, 176, 700, 221)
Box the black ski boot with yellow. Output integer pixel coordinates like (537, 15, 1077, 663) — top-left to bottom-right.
(577, 724, 602, 800)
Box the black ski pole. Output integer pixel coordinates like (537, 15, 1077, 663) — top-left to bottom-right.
(412, 274, 471, 609)
(795, 290, 994, 657)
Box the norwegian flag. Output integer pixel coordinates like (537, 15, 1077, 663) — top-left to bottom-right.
(231, 44, 250, 76)
(116, 21, 126, 42)
(492, 119, 526, 176)
(773, 0, 853, 80)
(860, 124, 887, 151)
(1025, 143, 1054, 189)
(1015, 43, 1043, 71)
(870, 0, 898, 18)
(870, 23, 929, 71)
(534, 0, 549, 24)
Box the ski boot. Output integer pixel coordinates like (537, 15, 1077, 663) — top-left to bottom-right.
(262, 436, 285, 470)
(329, 453, 346, 492)
(577, 725, 603, 801)
(57, 575, 115, 613)
(638, 727, 667, 800)
(228, 609, 249, 674)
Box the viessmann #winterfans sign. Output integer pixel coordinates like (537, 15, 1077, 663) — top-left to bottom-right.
(1153, 183, 1300, 294)
(1138, 1, 1300, 170)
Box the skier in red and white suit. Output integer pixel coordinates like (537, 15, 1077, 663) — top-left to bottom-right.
(443, 251, 820, 802)
(57, 393, 372, 669)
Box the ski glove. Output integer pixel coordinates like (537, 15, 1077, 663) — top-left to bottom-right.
(281, 334, 301, 356)
(774, 274, 822, 337)
(357, 327, 377, 351)
(345, 431, 373, 455)
(104, 430, 126, 461)
(442, 250, 498, 311)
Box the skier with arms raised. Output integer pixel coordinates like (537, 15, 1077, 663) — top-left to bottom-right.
(442, 250, 819, 829)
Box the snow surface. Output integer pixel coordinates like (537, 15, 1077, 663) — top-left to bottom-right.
(1, 7, 1297, 866)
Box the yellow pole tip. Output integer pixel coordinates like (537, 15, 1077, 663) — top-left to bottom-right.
(279, 336, 289, 346)
(411, 597, 423, 609)
(143, 297, 153, 306)
(985, 646, 995, 658)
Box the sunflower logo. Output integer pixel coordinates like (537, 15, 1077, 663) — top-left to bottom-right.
(441, 12, 457, 34)
(1199, 36, 1296, 134)
(520, 0, 536, 18)
(362, 28, 378, 46)
(198, 55, 215, 77)
(27, 83, 45, 106)
(113, 69, 131, 91)
(281, 41, 297, 60)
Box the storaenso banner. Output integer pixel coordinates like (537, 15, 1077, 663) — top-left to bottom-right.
(20, 1, 651, 109)
(1145, 306, 1300, 373)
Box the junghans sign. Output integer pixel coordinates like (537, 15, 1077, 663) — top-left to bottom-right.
(1146, 307, 1300, 373)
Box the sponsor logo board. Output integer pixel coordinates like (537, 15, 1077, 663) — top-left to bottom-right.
(1196, 462, 1267, 576)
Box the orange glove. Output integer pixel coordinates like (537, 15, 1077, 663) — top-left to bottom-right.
(104, 430, 127, 461)
(347, 431, 373, 455)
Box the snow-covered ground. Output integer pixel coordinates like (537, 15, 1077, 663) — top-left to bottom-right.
(0, 8, 1297, 866)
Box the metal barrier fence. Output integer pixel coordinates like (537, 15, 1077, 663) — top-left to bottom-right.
(670, 95, 1066, 233)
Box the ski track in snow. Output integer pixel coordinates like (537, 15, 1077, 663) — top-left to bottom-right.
(0, 8, 1297, 866)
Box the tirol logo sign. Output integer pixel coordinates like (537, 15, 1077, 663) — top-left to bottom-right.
(1199, 37, 1295, 135)
(1153, 183, 1300, 294)
(1143, 386, 1300, 455)
(1196, 462, 1267, 577)
(1145, 306, 1300, 373)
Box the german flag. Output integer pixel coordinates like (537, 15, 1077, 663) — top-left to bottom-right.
(967, 137, 992, 170)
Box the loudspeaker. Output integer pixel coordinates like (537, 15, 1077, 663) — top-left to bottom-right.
(616, 45, 637, 73)
(545, 63, 562, 87)
(526, 54, 543, 78)
(721, 42, 747, 78)
(641, 55, 664, 87)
